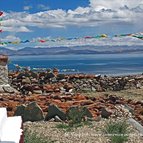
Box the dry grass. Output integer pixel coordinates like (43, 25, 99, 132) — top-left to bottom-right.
(24, 118, 143, 143)
(83, 88, 143, 101)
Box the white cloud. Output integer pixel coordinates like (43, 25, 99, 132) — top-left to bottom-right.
(0, 0, 143, 33)
(24, 6, 32, 11)
(1, 35, 21, 41)
(37, 4, 49, 10)
(1, 25, 31, 32)
(89, 0, 143, 10)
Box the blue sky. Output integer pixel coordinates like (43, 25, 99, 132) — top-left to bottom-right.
(0, 0, 143, 48)
(0, 0, 89, 12)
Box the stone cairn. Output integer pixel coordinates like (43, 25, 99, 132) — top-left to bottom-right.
(0, 55, 17, 93)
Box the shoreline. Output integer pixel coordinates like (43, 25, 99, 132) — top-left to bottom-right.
(8, 69, 143, 77)
(8, 53, 143, 76)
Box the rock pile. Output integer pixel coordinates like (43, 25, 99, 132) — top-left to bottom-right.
(0, 93, 143, 125)
(8, 71, 143, 95)
(0, 69, 142, 125)
(70, 74, 143, 92)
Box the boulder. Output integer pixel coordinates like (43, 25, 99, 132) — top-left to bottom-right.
(82, 107, 93, 118)
(2, 86, 15, 93)
(108, 95, 119, 103)
(0, 85, 18, 94)
(100, 107, 112, 119)
(14, 102, 44, 122)
(56, 74, 65, 81)
(66, 106, 93, 121)
(45, 104, 66, 121)
(54, 115, 63, 122)
(14, 104, 26, 117)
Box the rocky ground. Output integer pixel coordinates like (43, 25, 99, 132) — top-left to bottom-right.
(8, 70, 143, 95)
(0, 70, 143, 142)
(84, 88, 143, 101)
(24, 117, 143, 143)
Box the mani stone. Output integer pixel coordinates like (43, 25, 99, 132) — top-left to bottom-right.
(0, 55, 18, 93)
(0, 55, 8, 85)
(15, 102, 44, 122)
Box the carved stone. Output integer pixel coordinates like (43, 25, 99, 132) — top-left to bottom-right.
(0, 55, 18, 93)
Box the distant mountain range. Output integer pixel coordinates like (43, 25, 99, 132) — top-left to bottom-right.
(0, 45, 143, 56)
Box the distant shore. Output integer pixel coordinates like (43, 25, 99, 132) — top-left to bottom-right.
(1, 45, 143, 56)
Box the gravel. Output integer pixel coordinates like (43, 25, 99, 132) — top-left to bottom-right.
(24, 118, 143, 143)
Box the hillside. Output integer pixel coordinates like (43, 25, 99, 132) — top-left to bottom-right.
(0, 45, 143, 55)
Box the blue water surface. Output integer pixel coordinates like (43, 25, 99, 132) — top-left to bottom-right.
(8, 54, 143, 75)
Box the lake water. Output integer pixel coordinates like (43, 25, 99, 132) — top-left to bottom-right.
(8, 54, 143, 75)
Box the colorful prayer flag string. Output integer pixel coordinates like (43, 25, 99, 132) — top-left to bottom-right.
(0, 32, 143, 46)
(0, 11, 3, 33)
(0, 11, 3, 16)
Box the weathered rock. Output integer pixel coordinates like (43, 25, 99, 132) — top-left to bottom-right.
(31, 78, 38, 83)
(2, 86, 15, 93)
(24, 102, 44, 122)
(45, 104, 66, 121)
(14, 104, 26, 117)
(140, 100, 143, 106)
(73, 94, 87, 100)
(66, 106, 83, 122)
(14, 102, 44, 122)
(82, 87, 91, 92)
(66, 106, 93, 121)
(91, 87, 96, 92)
(100, 107, 112, 118)
(128, 118, 143, 135)
(94, 84, 102, 92)
(22, 77, 31, 84)
(56, 74, 65, 81)
(0, 56, 18, 93)
(0, 56, 8, 85)
(108, 95, 119, 103)
(33, 90, 42, 94)
(82, 107, 93, 118)
(63, 83, 73, 92)
(136, 82, 142, 89)
(54, 115, 63, 122)
(124, 104, 134, 114)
